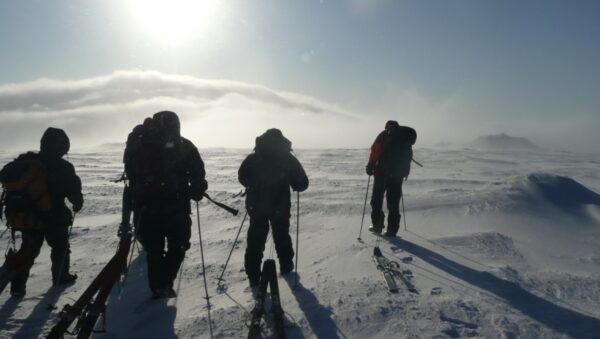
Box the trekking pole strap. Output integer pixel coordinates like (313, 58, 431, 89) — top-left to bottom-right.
(203, 193, 239, 216)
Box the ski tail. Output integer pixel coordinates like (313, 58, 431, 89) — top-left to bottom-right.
(267, 260, 286, 339)
(247, 260, 273, 339)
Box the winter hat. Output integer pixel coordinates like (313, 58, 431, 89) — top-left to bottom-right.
(40, 127, 70, 157)
(153, 111, 181, 138)
(385, 120, 400, 130)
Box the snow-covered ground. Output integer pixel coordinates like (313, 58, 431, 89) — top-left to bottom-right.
(1, 147, 600, 338)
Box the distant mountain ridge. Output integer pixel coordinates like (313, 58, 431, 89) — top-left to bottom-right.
(469, 133, 540, 151)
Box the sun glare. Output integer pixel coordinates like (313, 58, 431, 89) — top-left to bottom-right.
(129, 0, 222, 44)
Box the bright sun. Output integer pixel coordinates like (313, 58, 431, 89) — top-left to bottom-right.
(129, 0, 223, 44)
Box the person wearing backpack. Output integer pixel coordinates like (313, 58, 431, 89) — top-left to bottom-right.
(124, 111, 207, 299)
(0, 127, 83, 297)
(366, 120, 417, 237)
(238, 129, 309, 287)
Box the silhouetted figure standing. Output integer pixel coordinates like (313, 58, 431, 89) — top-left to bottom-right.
(124, 111, 207, 299)
(0, 127, 83, 297)
(239, 129, 308, 287)
(366, 121, 416, 237)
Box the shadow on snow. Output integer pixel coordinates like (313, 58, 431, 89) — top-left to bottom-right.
(389, 237, 600, 339)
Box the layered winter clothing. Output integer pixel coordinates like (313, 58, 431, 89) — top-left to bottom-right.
(238, 129, 308, 285)
(124, 111, 207, 297)
(367, 121, 416, 236)
(0, 127, 83, 295)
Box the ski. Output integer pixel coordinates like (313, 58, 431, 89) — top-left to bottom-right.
(47, 232, 132, 339)
(247, 260, 272, 339)
(267, 261, 286, 339)
(373, 246, 417, 294)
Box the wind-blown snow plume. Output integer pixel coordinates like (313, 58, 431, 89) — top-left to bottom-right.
(0, 71, 373, 150)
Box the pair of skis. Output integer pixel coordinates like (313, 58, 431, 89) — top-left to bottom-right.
(373, 246, 417, 294)
(46, 230, 133, 339)
(248, 259, 286, 339)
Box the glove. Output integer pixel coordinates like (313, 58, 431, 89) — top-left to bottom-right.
(190, 179, 208, 202)
(72, 200, 83, 213)
(191, 191, 204, 202)
(366, 163, 375, 176)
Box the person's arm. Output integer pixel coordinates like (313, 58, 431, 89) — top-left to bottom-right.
(288, 155, 309, 192)
(366, 132, 386, 174)
(238, 154, 254, 188)
(188, 147, 208, 201)
(65, 162, 83, 212)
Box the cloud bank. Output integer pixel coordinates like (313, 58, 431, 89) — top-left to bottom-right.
(0, 71, 376, 151)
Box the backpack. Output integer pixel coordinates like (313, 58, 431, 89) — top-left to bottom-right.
(0, 154, 52, 231)
(379, 126, 417, 178)
(124, 124, 182, 202)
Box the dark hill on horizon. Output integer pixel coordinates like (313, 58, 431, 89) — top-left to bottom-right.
(468, 133, 541, 151)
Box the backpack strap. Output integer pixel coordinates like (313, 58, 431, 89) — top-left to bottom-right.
(0, 189, 5, 221)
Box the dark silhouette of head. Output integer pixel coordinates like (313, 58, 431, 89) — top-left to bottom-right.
(255, 128, 292, 157)
(385, 120, 400, 131)
(152, 111, 180, 139)
(40, 127, 70, 158)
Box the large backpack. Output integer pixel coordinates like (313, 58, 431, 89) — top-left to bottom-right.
(379, 126, 417, 178)
(0, 154, 52, 231)
(124, 124, 182, 202)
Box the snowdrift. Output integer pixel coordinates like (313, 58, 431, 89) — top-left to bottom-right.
(468, 173, 600, 222)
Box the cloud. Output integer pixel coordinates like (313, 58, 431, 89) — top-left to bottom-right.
(0, 70, 376, 151)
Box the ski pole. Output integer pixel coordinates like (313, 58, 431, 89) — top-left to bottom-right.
(357, 175, 371, 241)
(203, 193, 239, 216)
(294, 191, 300, 289)
(401, 194, 407, 232)
(411, 158, 423, 168)
(195, 202, 214, 339)
(216, 211, 247, 289)
(55, 212, 76, 284)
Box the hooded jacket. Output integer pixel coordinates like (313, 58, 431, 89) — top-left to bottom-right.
(238, 129, 309, 218)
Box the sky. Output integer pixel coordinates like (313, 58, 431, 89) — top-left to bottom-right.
(0, 0, 599, 152)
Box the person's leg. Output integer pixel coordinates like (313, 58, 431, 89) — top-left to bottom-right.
(46, 225, 75, 284)
(370, 175, 386, 232)
(385, 177, 403, 236)
(10, 230, 44, 296)
(164, 213, 192, 291)
(138, 210, 167, 292)
(244, 215, 269, 286)
(271, 215, 294, 274)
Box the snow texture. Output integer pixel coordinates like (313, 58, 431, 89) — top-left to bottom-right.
(1, 147, 600, 338)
